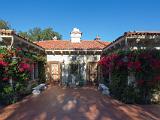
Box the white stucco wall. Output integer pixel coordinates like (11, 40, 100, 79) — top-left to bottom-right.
(47, 55, 100, 63)
(47, 54, 101, 84)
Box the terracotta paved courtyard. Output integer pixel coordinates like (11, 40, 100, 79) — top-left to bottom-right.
(0, 86, 160, 120)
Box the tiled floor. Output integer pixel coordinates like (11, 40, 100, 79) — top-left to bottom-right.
(0, 86, 160, 120)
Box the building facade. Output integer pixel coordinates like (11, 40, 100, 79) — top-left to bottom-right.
(36, 28, 109, 85)
(103, 31, 160, 52)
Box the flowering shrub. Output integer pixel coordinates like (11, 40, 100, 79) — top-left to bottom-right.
(0, 47, 46, 105)
(99, 50, 160, 104)
(0, 61, 8, 67)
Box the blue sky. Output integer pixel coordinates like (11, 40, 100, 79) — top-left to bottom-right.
(0, 0, 160, 41)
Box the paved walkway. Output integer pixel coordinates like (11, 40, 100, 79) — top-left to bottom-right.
(0, 86, 160, 120)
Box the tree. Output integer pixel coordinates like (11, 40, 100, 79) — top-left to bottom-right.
(42, 27, 62, 40)
(0, 19, 62, 41)
(0, 19, 11, 29)
(18, 31, 29, 39)
(29, 27, 42, 41)
(18, 27, 62, 41)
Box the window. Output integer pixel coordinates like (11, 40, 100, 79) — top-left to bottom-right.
(70, 63, 79, 75)
(34, 63, 38, 79)
(31, 63, 38, 80)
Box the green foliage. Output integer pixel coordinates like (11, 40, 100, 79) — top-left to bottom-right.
(0, 81, 29, 105)
(38, 61, 46, 83)
(109, 69, 128, 100)
(121, 85, 139, 104)
(17, 31, 29, 38)
(0, 19, 11, 29)
(42, 27, 62, 40)
(100, 49, 160, 104)
(18, 27, 62, 41)
(1, 85, 15, 104)
(0, 19, 62, 41)
(0, 48, 46, 105)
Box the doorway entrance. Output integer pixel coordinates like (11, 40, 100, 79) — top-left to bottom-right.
(49, 61, 61, 84)
(87, 62, 98, 85)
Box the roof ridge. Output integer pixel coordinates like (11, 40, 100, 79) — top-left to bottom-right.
(95, 40, 109, 46)
(36, 40, 98, 42)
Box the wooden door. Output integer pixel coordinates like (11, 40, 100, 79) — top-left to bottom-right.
(87, 62, 98, 85)
(49, 62, 61, 83)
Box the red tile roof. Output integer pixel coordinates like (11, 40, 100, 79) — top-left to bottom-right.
(35, 40, 110, 50)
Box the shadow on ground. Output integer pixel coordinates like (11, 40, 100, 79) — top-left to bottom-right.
(0, 86, 160, 120)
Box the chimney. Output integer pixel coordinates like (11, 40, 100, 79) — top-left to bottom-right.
(53, 36, 57, 40)
(94, 35, 101, 40)
(70, 28, 82, 43)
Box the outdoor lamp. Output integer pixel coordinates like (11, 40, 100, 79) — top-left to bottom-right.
(63, 59, 65, 64)
(12, 56, 17, 61)
(12, 51, 17, 61)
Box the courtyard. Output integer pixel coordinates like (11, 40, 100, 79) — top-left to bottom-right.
(0, 86, 160, 120)
(1, 1, 160, 120)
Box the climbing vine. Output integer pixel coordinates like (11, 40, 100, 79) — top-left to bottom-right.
(99, 49, 160, 104)
(0, 47, 46, 105)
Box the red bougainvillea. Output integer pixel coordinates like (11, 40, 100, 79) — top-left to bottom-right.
(99, 54, 142, 72)
(154, 75, 160, 82)
(2, 77, 9, 81)
(137, 79, 145, 86)
(127, 61, 141, 72)
(0, 60, 8, 67)
(151, 59, 160, 69)
(98, 50, 160, 86)
(0, 48, 34, 82)
(19, 63, 31, 72)
(99, 54, 118, 67)
(100, 50, 160, 104)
